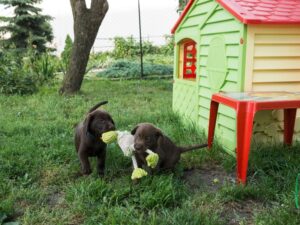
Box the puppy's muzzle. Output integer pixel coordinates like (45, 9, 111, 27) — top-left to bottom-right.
(134, 143, 145, 152)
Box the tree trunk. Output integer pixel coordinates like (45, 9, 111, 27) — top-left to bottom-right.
(60, 0, 108, 94)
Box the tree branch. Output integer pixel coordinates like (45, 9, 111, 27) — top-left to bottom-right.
(91, 0, 108, 15)
(70, 0, 87, 20)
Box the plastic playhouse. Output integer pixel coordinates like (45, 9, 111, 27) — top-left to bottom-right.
(171, 0, 300, 154)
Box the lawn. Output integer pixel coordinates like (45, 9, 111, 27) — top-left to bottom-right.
(0, 80, 300, 225)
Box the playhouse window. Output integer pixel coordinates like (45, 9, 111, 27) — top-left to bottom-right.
(181, 40, 197, 79)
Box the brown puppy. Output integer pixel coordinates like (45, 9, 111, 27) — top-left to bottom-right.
(75, 101, 115, 176)
(131, 123, 207, 171)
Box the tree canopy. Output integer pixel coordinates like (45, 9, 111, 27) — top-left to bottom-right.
(0, 0, 53, 53)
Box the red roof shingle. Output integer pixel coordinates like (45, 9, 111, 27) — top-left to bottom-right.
(172, 0, 300, 33)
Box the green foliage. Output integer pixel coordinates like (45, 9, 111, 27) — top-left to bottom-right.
(84, 36, 174, 74)
(34, 53, 56, 81)
(159, 35, 174, 55)
(97, 59, 173, 78)
(23, 43, 56, 82)
(0, 69, 38, 95)
(0, 46, 57, 95)
(0, 0, 53, 53)
(142, 39, 161, 55)
(112, 36, 161, 59)
(113, 36, 138, 59)
(60, 34, 73, 75)
(0, 49, 38, 95)
(88, 51, 113, 69)
(178, 0, 189, 12)
(143, 54, 173, 65)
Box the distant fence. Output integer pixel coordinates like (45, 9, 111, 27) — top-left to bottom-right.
(92, 35, 170, 52)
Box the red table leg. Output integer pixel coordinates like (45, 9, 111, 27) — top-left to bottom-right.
(284, 108, 297, 145)
(236, 103, 255, 184)
(208, 101, 219, 148)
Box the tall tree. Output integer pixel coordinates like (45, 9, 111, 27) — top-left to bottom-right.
(0, 0, 53, 53)
(59, 0, 108, 94)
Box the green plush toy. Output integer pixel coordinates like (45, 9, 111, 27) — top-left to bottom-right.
(101, 131, 118, 144)
(131, 168, 148, 180)
(146, 151, 159, 169)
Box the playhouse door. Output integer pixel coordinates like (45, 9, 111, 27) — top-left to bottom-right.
(198, 36, 237, 155)
(206, 37, 228, 92)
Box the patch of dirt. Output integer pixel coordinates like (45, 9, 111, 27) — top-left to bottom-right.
(183, 165, 264, 225)
(183, 164, 235, 192)
(47, 191, 65, 207)
(221, 200, 263, 225)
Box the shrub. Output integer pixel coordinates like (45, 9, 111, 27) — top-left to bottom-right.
(0, 67, 38, 95)
(35, 53, 57, 82)
(159, 35, 174, 55)
(60, 35, 73, 75)
(112, 36, 161, 59)
(143, 54, 173, 65)
(0, 48, 57, 95)
(0, 50, 35, 95)
(88, 51, 113, 69)
(97, 59, 173, 78)
(23, 51, 57, 83)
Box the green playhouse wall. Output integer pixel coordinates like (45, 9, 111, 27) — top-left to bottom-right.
(173, 0, 217, 125)
(173, 0, 247, 155)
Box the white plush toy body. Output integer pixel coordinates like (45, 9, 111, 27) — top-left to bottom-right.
(102, 131, 159, 180)
(116, 131, 135, 157)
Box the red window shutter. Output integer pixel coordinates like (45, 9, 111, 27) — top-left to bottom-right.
(183, 41, 197, 79)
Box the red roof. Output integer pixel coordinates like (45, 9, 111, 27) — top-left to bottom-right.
(172, 0, 300, 34)
(217, 0, 300, 24)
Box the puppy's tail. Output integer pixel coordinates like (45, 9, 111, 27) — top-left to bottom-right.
(179, 143, 208, 153)
(88, 101, 108, 113)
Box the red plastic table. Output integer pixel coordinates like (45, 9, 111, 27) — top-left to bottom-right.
(207, 92, 300, 184)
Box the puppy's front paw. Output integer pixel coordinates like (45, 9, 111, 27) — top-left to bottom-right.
(98, 171, 105, 178)
(82, 168, 92, 176)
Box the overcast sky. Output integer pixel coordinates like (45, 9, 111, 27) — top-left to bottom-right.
(0, 0, 179, 52)
(19, 0, 179, 52)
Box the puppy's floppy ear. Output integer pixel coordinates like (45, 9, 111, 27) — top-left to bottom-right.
(109, 115, 115, 125)
(155, 128, 163, 138)
(155, 128, 163, 147)
(83, 113, 94, 133)
(131, 125, 139, 135)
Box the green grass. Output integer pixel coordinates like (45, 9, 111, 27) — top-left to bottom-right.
(0, 80, 300, 225)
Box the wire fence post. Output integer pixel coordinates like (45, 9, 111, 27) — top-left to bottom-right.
(138, 0, 144, 78)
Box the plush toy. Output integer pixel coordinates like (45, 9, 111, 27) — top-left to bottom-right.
(102, 131, 118, 144)
(145, 151, 159, 169)
(131, 168, 148, 180)
(101, 130, 159, 180)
